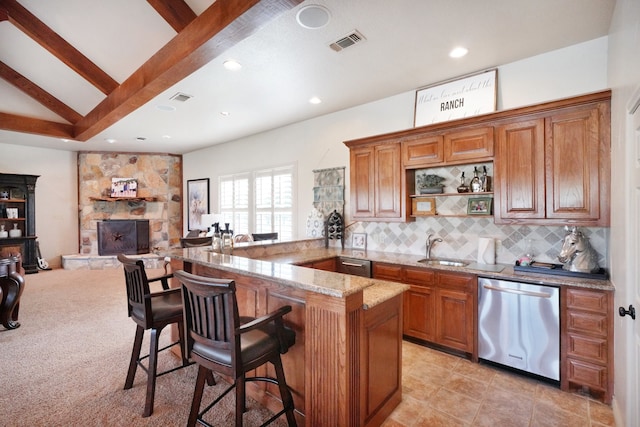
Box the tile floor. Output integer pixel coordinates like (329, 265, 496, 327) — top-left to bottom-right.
(382, 341, 615, 427)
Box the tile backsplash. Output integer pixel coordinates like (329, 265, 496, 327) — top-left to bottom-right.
(343, 218, 609, 268)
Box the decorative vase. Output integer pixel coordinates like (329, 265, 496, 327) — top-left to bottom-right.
(0, 224, 7, 238)
(0, 190, 8, 200)
(8, 223, 21, 238)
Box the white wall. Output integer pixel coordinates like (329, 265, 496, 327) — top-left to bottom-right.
(184, 37, 609, 238)
(0, 145, 77, 267)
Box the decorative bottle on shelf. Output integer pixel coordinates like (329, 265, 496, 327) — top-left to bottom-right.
(457, 172, 470, 193)
(481, 165, 491, 192)
(8, 223, 21, 238)
(470, 167, 482, 192)
(0, 224, 7, 238)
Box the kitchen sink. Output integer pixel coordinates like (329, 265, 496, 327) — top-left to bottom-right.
(417, 258, 468, 267)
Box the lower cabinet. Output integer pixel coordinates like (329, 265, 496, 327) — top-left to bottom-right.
(562, 286, 613, 404)
(298, 257, 337, 271)
(373, 262, 477, 358)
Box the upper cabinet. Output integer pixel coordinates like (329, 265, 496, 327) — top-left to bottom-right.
(402, 125, 494, 168)
(348, 141, 403, 221)
(494, 99, 610, 226)
(345, 90, 610, 225)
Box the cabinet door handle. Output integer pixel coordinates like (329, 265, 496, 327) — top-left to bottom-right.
(341, 262, 365, 268)
(482, 284, 551, 298)
(618, 305, 636, 320)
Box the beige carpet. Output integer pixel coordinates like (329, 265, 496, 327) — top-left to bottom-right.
(0, 267, 288, 426)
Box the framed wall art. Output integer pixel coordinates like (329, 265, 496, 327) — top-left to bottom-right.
(187, 178, 210, 231)
(414, 69, 497, 127)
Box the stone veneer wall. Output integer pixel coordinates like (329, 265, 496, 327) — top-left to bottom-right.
(77, 152, 182, 255)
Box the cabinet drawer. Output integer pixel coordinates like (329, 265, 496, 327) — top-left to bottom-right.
(567, 358, 607, 390)
(337, 257, 371, 277)
(373, 263, 403, 282)
(402, 135, 444, 167)
(436, 271, 474, 291)
(567, 332, 608, 364)
(444, 126, 494, 163)
(567, 311, 608, 337)
(404, 267, 435, 287)
(566, 288, 608, 313)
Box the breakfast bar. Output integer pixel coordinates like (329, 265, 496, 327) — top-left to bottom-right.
(167, 247, 408, 427)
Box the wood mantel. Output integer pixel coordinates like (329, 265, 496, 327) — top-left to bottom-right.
(167, 248, 407, 426)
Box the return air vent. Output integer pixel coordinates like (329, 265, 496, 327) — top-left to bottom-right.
(329, 30, 366, 52)
(170, 92, 193, 102)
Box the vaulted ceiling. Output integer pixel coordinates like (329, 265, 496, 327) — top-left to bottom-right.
(0, 0, 615, 154)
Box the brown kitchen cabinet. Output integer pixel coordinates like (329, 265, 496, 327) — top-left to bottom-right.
(402, 126, 493, 168)
(348, 142, 403, 221)
(562, 286, 613, 404)
(298, 257, 337, 271)
(373, 262, 477, 358)
(494, 98, 610, 226)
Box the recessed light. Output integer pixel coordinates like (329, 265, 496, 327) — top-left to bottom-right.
(223, 60, 242, 71)
(296, 5, 331, 29)
(157, 105, 176, 111)
(449, 47, 468, 58)
(105, 138, 116, 144)
(309, 97, 322, 104)
(162, 135, 171, 139)
(136, 137, 147, 141)
(220, 111, 230, 117)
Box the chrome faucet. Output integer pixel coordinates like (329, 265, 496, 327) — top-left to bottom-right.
(426, 233, 443, 260)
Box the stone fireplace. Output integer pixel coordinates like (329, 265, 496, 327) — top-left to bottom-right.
(77, 152, 183, 255)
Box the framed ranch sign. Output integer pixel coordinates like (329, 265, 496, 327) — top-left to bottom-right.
(414, 69, 497, 127)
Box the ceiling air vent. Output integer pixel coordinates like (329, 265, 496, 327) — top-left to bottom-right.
(170, 92, 193, 102)
(329, 30, 366, 52)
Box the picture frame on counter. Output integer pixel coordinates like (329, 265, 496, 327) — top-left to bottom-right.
(352, 233, 367, 250)
(467, 197, 493, 215)
(411, 196, 437, 216)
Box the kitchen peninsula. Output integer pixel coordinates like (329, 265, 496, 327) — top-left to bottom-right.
(166, 245, 409, 427)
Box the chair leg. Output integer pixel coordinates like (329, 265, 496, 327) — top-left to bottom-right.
(177, 319, 190, 366)
(188, 365, 209, 427)
(143, 327, 161, 418)
(235, 375, 246, 427)
(125, 325, 144, 390)
(273, 356, 297, 427)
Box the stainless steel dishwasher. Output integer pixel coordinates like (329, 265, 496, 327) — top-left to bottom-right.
(478, 277, 560, 381)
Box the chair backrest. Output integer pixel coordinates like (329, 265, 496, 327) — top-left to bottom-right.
(180, 236, 213, 248)
(175, 270, 240, 376)
(233, 234, 253, 243)
(118, 253, 153, 327)
(251, 232, 278, 241)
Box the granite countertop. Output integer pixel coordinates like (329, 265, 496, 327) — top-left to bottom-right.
(166, 244, 612, 312)
(259, 247, 614, 291)
(165, 247, 409, 308)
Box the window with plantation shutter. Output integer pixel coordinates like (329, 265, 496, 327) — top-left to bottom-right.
(219, 165, 295, 239)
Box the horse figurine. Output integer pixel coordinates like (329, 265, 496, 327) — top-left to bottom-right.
(558, 226, 600, 273)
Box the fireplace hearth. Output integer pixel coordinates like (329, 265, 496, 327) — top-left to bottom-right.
(97, 220, 149, 256)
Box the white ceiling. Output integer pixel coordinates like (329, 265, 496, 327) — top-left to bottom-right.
(0, 0, 615, 154)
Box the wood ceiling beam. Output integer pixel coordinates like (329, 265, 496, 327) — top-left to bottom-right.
(147, 0, 197, 32)
(0, 0, 118, 95)
(0, 61, 82, 124)
(73, 0, 302, 141)
(0, 112, 75, 139)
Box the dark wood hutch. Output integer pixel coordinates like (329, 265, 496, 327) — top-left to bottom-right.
(0, 173, 39, 274)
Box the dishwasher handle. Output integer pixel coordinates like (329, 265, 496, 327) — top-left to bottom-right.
(482, 284, 552, 298)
